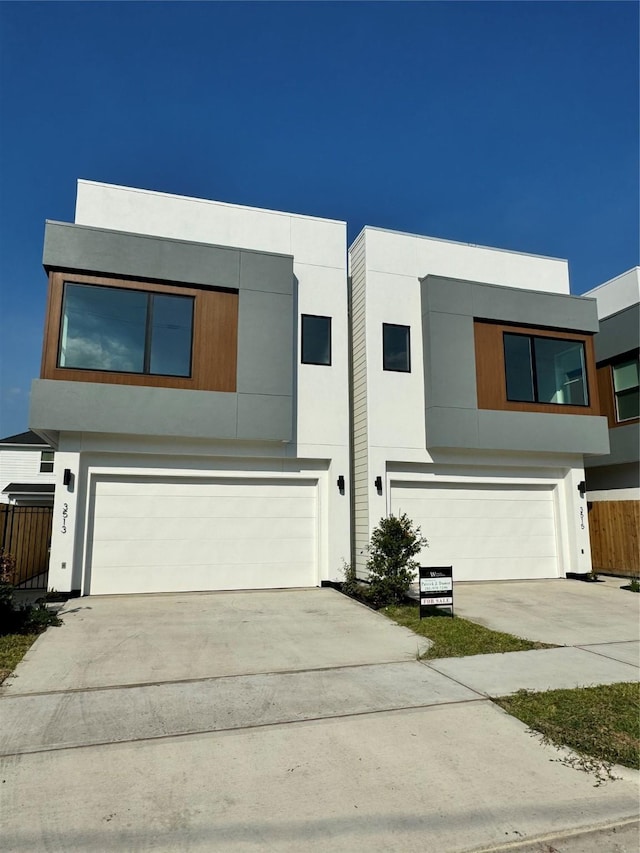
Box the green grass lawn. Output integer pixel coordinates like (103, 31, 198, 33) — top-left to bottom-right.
(383, 603, 556, 659)
(496, 682, 640, 770)
(0, 634, 39, 685)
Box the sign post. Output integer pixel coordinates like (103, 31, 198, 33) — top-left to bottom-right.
(419, 567, 453, 618)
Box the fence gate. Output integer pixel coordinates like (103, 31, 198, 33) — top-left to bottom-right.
(0, 505, 53, 589)
(588, 500, 640, 578)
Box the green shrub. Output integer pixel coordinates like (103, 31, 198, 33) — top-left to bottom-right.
(366, 513, 427, 608)
(340, 561, 361, 599)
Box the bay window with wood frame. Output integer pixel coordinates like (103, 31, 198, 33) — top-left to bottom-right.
(41, 272, 239, 392)
(474, 320, 600, 416)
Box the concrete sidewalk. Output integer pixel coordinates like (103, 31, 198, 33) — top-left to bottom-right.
(1, 588, 638, 852)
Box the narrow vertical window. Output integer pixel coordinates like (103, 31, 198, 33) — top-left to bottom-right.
(383, 324, 411, 372)
(301, 315, 331, 365)
(612, 356, 639, 422)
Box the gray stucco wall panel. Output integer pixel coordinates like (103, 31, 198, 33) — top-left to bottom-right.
(594, 305, 640, 363)
(422, 276, 473, 316)
(236, 290, 294, 397)
(30, 380, 241, 440)
(240, 251, 294, 295)
(425, 407, 479, 449)
(585, 462, 640, 491)
(584, 423, 639, 468)
(420, 275, 604, 454)
(425, 313, 477, 409)
(236, 394, 292, 441)
(44, 222, 242, 290)
(471, 287, 599, 332)
(476, 411, 609, 455)
(40, 222, 296, 444)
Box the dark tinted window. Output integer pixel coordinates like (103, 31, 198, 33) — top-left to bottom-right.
(383, 324, 410, 372)
(301, 315, 331, 365)
(504, 332, 588, 406)
(59, 283, 193, 377)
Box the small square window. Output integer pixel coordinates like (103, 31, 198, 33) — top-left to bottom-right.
(40, 451, 54, 473)
(301, 315, 331, 365)
(383, 324, 411, 372)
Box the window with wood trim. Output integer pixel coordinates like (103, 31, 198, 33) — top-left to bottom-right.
(41, 272, 238, 393)
(612, 356, 639, 422)
(596, 350, 640, 428)
(59, 283, 194, 377)
(474, 320, 599, 416)
(504, 333, 588, 406)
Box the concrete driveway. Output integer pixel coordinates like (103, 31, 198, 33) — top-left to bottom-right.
(453, 577, 640, 646)
(1, 588, 639, 852)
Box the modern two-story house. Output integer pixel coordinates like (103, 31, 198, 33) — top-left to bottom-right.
(349, 227, 610, 582)
(30, 181, 350, 596)
(583, 267, 639, 576)
(30, 181, 613, 595)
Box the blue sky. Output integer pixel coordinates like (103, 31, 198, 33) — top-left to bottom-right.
(0, 1, 638, 437)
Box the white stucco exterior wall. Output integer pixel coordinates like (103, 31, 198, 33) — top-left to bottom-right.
(583, 267, 640, 319)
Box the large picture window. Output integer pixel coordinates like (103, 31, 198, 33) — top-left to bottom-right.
(612, 355, 639, 422)
(504, 332, 588, 406)
(58, 283, 194, 377)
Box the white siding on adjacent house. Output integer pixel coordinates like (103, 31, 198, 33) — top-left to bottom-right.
(349, 232, 370, 578)
(0, 447, 55, 503)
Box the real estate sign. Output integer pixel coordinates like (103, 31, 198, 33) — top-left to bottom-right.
(419, 566, 453, 618)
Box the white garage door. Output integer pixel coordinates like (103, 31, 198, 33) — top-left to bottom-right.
(87, 477, 317, 595)
(391, 482, 559, 581)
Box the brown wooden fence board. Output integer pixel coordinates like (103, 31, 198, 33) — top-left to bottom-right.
(588, 500, 640, 577)
(0, 505, 53, 588)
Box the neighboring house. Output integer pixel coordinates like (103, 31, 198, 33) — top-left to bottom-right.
(30, 180, 350, 596)
(0, 430, 55, 505)
(29, 180, 612, 596)
(583, 268, 639, 576)
(349, 227, 609, 582)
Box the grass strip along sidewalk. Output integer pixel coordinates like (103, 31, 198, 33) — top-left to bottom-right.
(496, 683, 640, 771)
(383, 603, 555, 659)
(0, 634, 39, 685)
(383, 603, 639, 771)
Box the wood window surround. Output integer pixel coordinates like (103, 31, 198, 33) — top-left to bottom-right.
(474, 320, 600, 416)
(41, 272, 238, 392)
(596, 351, 640, 429)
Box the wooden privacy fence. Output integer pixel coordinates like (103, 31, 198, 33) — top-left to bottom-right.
(0, 505, 53, 589)
(588, 500, 640, 578)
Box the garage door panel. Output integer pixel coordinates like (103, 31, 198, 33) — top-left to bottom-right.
(88, 477, 317, 594)
(94, 480, 315, 499)
(391, 481, 559, 581)
(422, 516, 558, 539)
(93, 515, 316, 543)
(92, 536, 314, 568)
(394, 498, 553, 520)
(93, 494, 316, 520)
(423, 535, 558, 560)
(91, 562, 317, 595)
